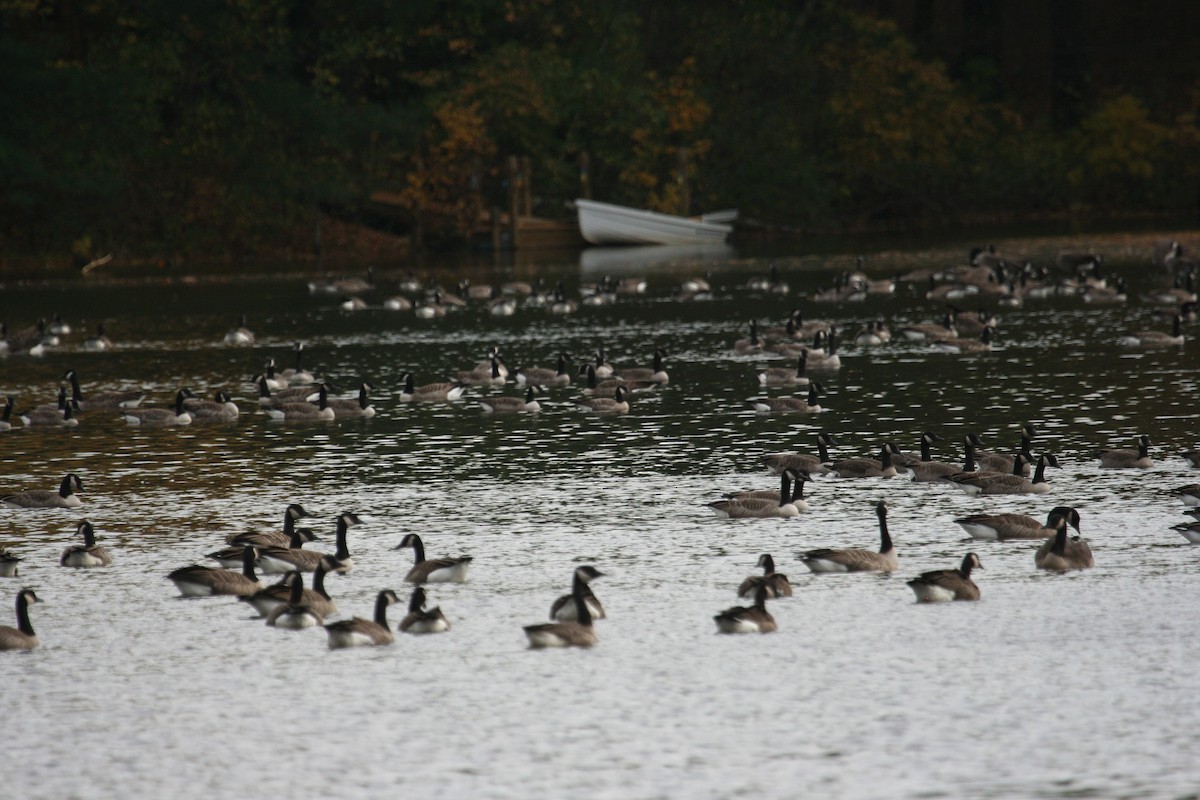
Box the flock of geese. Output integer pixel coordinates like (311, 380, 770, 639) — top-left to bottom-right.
(1, 239, 1198, 648)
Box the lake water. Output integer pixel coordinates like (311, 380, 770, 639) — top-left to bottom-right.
(2, 234, 1199, 799)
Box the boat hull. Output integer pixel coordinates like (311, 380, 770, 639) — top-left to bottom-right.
(575, 199, 734, 246)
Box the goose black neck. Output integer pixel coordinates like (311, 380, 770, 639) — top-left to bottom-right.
(373, 592, 393, 626)
(67, 371, 83, 402)
(59, 475, 74, 498)
(241, 547, 258, 580)
(358, 385, 370, 408)
(16, 593, 34, 637)
(1032, 457, 1049, 484)
(761, 554, 776, 575)
(789, 477, 806, 503)
(1011, 454, 1023, 475)
(256, 378, 272, 398)
(287, 572, 304, 604)
(920, 437, 932, 462)
(409, 535, 426, 565)
(962, 437, 976, 471)
(958, 558, 974, 579)
(778, 472, 792, 505)
(81, 523, 96, 547)
(408, 588, 426, 614)
(572, 571, 593, 627)
(878, 510, 892, 553)
(1051, 523, 1069, 556)
(335, 518, 351, 560)
(312, 563, 330, 599)
(795, 354, 807, 377)
(879, 446, 893, 468)
(817, 436, 831, 462)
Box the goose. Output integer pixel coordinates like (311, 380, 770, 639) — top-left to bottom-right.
(19, 398, 78, 427)
(1096, 434, 1152, 469)
(904, 433, 973, 482)
(258, 512, 358, 574)
(907, 553, 983, 602)
(394, 533, 472, 583)
(184, 390, 240, 421)
(515, 353, 572, 387)
(211, 525, 317, 569)
(801, 500, 898, 573)
(524, 566, 604, 648)
(1142, 270, 1197, 305)
(733, 321, 764, 355)
(1, 474, 84, 509)
(680, 273, 712, 295)
(251, 374, 319, 406)
(398, 373, 465, 403)
(340, 296, 368, 311)
(549, 577, 607, 622)
(975, 424, 1035, 476)
(84, 323, 114, 351)
(825, 443, 900, 479)
(63, 369, 145, 409)
(4, 320, 48, 356)
(488, 293, 518, 317)
(1171, 520, 1200, 544)
(1173, 484, 1200, 507)
(614, 348, 669, 384)
(472, 346, 511, 379)
(261, 359, 288, 391)
(333, 267, 375, 295)
(897, 313, 958, 342)
(574, 385, 630, 414)
(226, 503, 310, 548)
(746, 263, 782, 292)
(280, 343, 316, 385)
(1118, 314, 1184, 347)
(763, 432, 837, 476)
(956, 506, 1080, 541)
(242, 555, 340, 618)
(479, 386, 543, 414)
(264, 572, 325, 629)
(414, 291, 449, 319)
(383, 294, 413, 311)
(804, 329, 842, 371)
(935, 325, 994, 353)
(1081, 276, 1127, 304)
(751, 382, 824, 414)
(47, 313, 71, 336)
(578, 365, 647, 397)
(326, 383, 376, 418)
(0, 548, 23, 577)
(757, 353, 809, 387)
(589, 348, 615, 379)
(713, 584, 776, 634)
(547, 283, 578, 316)
(944, 453, 1060, 495)
(398, 587, 452, 634)
(852, 320, 888, 346)
(455, 356, 507, 387)
(262, 384, 335, 421)
(708, 471, 802, 518)
(59, 520, 113, 567)
(167, 546, 262, 597)
(1034, 512, 1094, 571)
(727, 469, 812, 512)
(223, 314, 255, 345)
(0, 396, 13, 431)
(0, 589, 40, 650)
(736, 554, 793, 598)
(121, 389, 193, 426)
(323, 589, 400, 648)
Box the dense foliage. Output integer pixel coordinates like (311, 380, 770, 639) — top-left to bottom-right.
(1, 0, 1197, 260)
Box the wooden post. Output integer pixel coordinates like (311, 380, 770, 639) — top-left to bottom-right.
(507, 155, 520, 249)
(676, 147, 690, 216)
(521, 155, 533, 217)
(579, 152, 591, 199)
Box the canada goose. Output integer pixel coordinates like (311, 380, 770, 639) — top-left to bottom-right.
(184, 390, 240, 421)
(751, 382, 824, 414)
(853, 320, 889, 346)
(19, 398, 78, 427)
(578, 364, 647, 397)
(515, 353, 572, 387)
(935, 325, 994, 353)
(62, 369, 145, 409)
(805, 329, 842, 371)
(0, 548, 23, 577)
(398, 587, 452, 634)
(727, 469, 812, 512)
(211, 525, 317, 568)
(32, 385, 69, 413)
(733, 321, 764, 355)
(975, 424, 1035, 476)
(394, 533, 472, 583)
(340, 296, 368, 311)
(1173, 484, 1200, 507)
(1184, 450, 1200, 468)
(547, 283, 578, 316)
(4, 319, 48, 356)
(259, 512, 358, 574)
(251, 374, 319, 406)
(455, 356, 507, 387)
(488, 293, 518, 317)
(479, 386, 543, 414)
(574, 385, 630, 414)
(414, 291, 449, 319)
(904, 433, 973, 482)
(549, 577, 607, 622)
(167, 546, 262, 597)
(1, 473, 84, 509)
(907, 553, 982, 602)
(326, 383, 376, 418)
(278, 342, 316, 385)
(956, 506, 1080, 541)
(757, 353, 809, 387)
(261, 359, 288, 391)
(763, 432, 837, 476)
(264, 572, 325, 629)
(383, 294, 413, 311)
(1081, 276, 1127, 304)
(1142, 269, 1197, 305)
(1034, 511, 1094, 571)
(0, 589, 40, 650)
(708, 471, 803, 518)
(398, 373, 465, 403)
(223, 314, 255, 345)
(1118, 314, 1184, 347)
(121, 389, 193, 426)
(0, 396, 13, 431)
(323, 589, 400, 648)
(615, 348, 669, 384)
(588, 348, 615, 379)
(263, 384, 335, 421)
(826, 443, 900, 479)
(242, 555, 341, 618)
(801, 500, 898, 573)
(737, 554, 793, 598)
(226, 503, 311, 548)
(83, 323, 114, 351)
(713, 584, 776, 634)
(524, 565, 604, 648)
(746, 263, 782, 292)
(898, 313, 958, 342)
(1096, 434, 1152, 469)
(60, 520, 113, 567)
(944, 453, 1060, 495)
(1171, 519, 1200, 543)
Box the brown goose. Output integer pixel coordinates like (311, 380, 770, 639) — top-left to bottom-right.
(1, 474, 84, 509)
(757, 353, 809, 387)
(399, 587, 452, 634)
(394, 533, 472, 583)
(326, 383, 376, 418)
(62, 369, 145, 409)
(225, 504, 311, 549)
(524, 566, 604, 648)
(241, 556, 341, 618)
(167, 546, 262, 597)
(1096, 434, 1152, 469)
(398, 373, 465, 402)
(59, 520, 113, 567)
(1034, 511, 1094, 571)
(0, 588, 40, 650)
(801, 500, 898, 573)
(726, 470, 812, 512)
(714, 584, 776, 633)
(574, 385, 630, 414)
(257, 512, 358, 574)
(944, 453, 1059, 495)
(264, 571, 326, 629)
(323, 589, 400, 649)
(956, 506, 1080, 541)
(737, 554, 793, 598)
(907, 553, 983, 602)
(763, 432, 837, 476)
(614, 348, 669, 385)
(708, 471, 804, 519)
(826, 443, 900, 479)
(975, 424, 1035, 476)
(750, 382, 823, 413)
(515, 353, 572, 387)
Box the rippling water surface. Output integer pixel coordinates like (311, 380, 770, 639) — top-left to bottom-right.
(3, 240, 1200, 799)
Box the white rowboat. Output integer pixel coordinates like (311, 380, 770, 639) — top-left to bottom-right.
(576, 198, 735, 246)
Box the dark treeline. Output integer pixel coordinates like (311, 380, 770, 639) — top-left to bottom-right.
(2, 0, 1198, 262)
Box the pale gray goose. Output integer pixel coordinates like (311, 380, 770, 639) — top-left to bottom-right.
(241, 556, 341, 618)
(763, 432, 836, 476)
(394, 533, 472, 583)
(0, 589, 39, 650)
(736, 554, 793, 598)
(956, 506, 1080, 541)
(223, 314, 255, 345)
(280, 342, 316, 384)
(60, 520, 112, 567)
(713, 584, 776, 634)
(907, 553, 982, 602)
(1, 474, 83, 509)
(257, 512, 358, 574)
(944, 453, 1059, 495)
(1096, 434, 1152, 469)
(323, 589, 400, 648)
(524, 566, 604, 648)
(399, 587, 452, 634)
(1034, 511, 1094, 571)
(264, 571, 326, 629)
(167, 546, 261, 597)
(801, 500, 898, 573)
